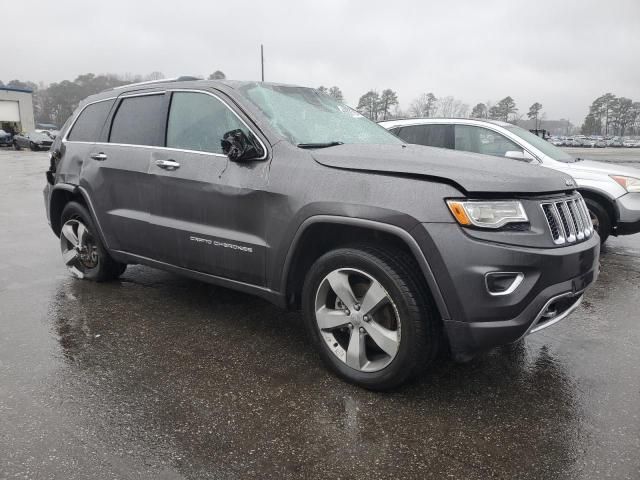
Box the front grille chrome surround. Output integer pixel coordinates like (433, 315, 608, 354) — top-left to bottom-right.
(540, 195, 593, 245)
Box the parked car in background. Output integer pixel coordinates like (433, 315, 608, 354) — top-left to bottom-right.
(549, 137, 564, 146)
(595, 139, 606, 148)
(43, 79, 599, 390)
(0, 129, 13, 146)
(380, 118, 640, 243)
(583, 138, 596, 148)
(622, 139, 638, 148)
(35, 123, 61, 139)
(608, 137, 623, 147)
(13, 131, 54, 151)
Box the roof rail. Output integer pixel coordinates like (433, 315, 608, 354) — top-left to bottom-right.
(112, 76, 202, 90)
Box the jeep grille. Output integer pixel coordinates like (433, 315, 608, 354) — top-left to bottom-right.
(541, 196, 593, 245)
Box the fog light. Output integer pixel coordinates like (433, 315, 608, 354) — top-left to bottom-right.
(485, 272, 524, 296)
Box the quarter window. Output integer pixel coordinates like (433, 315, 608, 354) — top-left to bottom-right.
(396, 124, 454, 149)
(454, 125, 523, 158)
(166, 92, 252, 154)
(67, 100, 114, 142)
(109, 94, 165, 146)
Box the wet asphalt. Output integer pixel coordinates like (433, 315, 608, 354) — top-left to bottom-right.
(1, 149, 639, 480)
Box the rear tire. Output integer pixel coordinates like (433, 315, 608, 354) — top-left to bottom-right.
(302, 245, 440, 390)
(584, 198, 611, 244)
(60, 201, 126, 282)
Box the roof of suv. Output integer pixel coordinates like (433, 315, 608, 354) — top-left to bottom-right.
(378, 118, 513, 129)
(80, 78, 305, 105)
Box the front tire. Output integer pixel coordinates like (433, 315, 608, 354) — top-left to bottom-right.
(29, 142, 38, 151)
(59, 201, 126, 281)
(302, 246, 440, 390)
(13, 142, 21, 151)
(584, 198, 611, 244)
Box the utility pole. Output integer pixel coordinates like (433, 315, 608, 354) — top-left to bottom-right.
(260, 44, 264, 82)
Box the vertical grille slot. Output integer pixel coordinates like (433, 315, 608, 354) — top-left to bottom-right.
(542, 204, 561, 242)
(541, 195, 592, 245)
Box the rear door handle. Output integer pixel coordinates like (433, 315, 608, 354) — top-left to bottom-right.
(155, 159, 180, 170)
(90, 152, 107, 161)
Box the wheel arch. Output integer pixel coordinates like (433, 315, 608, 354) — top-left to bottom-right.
(49, 184, 110, 248)
(578, 188, 618, 228)
(281, 216, 451, 321)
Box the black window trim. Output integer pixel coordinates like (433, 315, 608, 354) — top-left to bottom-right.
(65, 89, 268, 161)
(62, 97, 118, 144)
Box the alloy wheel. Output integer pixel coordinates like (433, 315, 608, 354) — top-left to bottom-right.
(314, 268, 401, 372)
(60, 218, 99, 278)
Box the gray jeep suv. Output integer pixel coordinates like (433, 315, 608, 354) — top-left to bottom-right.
(44, 79, 599, 390)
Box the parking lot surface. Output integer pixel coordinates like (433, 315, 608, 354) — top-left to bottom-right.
(1, 149, 639, 479)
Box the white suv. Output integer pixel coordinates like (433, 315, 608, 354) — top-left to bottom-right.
(380, 118, 640, 243)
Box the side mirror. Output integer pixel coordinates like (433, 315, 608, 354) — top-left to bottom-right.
(505, 150, 535, 162)
(221, 129, 263, 162)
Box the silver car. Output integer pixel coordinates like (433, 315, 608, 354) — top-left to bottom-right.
(380, 118, 640, 243)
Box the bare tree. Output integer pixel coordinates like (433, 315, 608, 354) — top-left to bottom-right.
(409, 92, 437, 117)
(144, 71, 165, 81)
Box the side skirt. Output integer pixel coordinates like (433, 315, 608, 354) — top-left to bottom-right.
(110, 249, 287, 308)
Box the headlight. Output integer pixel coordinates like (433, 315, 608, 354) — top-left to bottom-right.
(611, 175, 640, 193)
(446, 200, 528, 228)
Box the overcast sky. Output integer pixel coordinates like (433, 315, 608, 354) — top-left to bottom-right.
(7, 0, 640, 123)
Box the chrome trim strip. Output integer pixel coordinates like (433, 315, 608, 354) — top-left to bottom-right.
(524, 291, 584, 337)
(559, 201, 577, 242)
(569, 200, 585, 240)
(485, 272, 525, 296)
(118, 91, 166, 99)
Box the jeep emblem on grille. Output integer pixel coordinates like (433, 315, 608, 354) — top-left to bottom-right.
(565, 179, 575, 186)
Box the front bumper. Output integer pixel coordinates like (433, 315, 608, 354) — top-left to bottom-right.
(615, 192, 640, 235)
(413, 223, 600, 357)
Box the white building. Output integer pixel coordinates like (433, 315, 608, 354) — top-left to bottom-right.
(0, 86, 35, 134)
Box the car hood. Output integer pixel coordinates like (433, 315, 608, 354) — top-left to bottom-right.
(311, 144, 575, 195)
(565, 159, 640, 178)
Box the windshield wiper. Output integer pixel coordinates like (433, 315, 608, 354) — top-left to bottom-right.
(297, 141, 344, 149)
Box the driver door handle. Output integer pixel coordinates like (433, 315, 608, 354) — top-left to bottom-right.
(90, 152, 107, 161)
(155, 159, 180, 170)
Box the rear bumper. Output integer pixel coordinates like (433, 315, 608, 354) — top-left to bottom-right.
(414, 223, 600, 357)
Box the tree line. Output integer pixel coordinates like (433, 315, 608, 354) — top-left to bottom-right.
(6, 72, 637, 136)
(351, 88, 546, 128)
(581, 94, 640, 137)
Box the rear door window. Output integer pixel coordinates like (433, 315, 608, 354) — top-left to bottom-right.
(109, 94, 166, 146)
(67, 100, 114, 142)
(166, 92, 254, 154)
(396, 124, 454, 149)
(454, 125, 523, 157)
